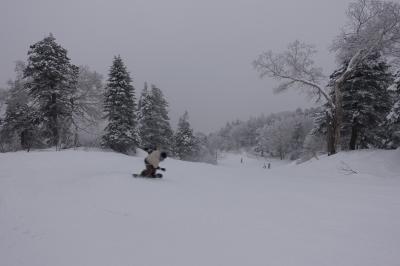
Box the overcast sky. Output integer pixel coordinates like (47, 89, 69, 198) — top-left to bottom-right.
(0, 0, 353, 132)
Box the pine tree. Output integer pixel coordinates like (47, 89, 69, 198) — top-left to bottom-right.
(173, 111, 197, 160)
(387, 71, 400, 147)
(102, 56, 138, 153)
(150, 85, 173, 150)
(0, 63, 39, 151)
(137, 83, 153, 148)
(340, 52, 392, 149)
(1, 101, 38, 151)
(137, 84, 173, 151)
(192, 132, 217, 164)
(24, 34, 78, 148)
(316, 52, 392, 150)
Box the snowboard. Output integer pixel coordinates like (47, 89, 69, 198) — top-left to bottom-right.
(132, 173, 163, 178)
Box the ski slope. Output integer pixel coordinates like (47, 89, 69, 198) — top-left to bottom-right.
(1, 149, 400, 266)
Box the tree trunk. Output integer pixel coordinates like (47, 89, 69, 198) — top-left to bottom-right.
(331, 51, 362, 154)
(326, 111, 336, 155)
(333, 81, 343, 154)
(50, 93, 59, 147)
(349, 124, 358, 150)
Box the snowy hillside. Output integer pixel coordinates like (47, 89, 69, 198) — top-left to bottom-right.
(1, 149, 400, 266)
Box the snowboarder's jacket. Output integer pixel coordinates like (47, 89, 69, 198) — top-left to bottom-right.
(145, 150, 162, 168)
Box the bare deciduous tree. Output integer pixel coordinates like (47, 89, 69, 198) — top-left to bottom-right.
(332, 0, 400, 66)
(253, 40, 336, 154)
(71, 66, 104, 147)
(253, 40, 331, 106)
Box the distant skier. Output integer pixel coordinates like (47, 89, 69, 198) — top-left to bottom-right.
(263, 162, 271, 169)
(134, 148, 167, 178)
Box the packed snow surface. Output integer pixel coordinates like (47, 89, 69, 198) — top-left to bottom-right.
(1, 149, 400, 266)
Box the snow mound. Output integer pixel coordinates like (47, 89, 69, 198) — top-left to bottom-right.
(290, 149, 400, 179)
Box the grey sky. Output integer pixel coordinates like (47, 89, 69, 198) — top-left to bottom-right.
(0, 0, 353, 132)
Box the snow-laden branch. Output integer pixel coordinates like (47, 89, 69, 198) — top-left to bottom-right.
(253, 40, 333, 108)
(332, 0, 400, 67)
(339, 161, 358, 175)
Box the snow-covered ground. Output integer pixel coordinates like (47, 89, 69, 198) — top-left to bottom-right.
(1, 148, 400, 266)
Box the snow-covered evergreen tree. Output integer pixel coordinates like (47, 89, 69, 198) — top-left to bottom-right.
(344, 53, 392, 149)
(173, 111, 197, 160)
(215, 122, 234, 151)
(325, 52, 393, 149)
(0, 62, 39, 151)
(1, 102, 38, 151)
(150, 85, 173, 150)
(24, 34, 78, 148)
(137, 83, 152, 148)
(387, 70, 400, 146)
(137, 84, 173, 151)
(314, 51, 393, 150)
(102, 56, 139, 153)
(192, 132, 217, 164)
(0, 84, 11, 120)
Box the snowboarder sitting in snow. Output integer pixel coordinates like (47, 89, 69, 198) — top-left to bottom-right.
(139, 148, 167, 178)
